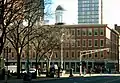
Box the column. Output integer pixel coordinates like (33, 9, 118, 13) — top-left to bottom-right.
(86, 61, 88, 69)
(75, 62, 76, 73)
(63, 62, 65, 70)
(69, 62, 71, 69)
(92, 61, 94, 69)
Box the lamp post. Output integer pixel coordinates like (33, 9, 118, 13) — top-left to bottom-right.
(23, 20, 29, 74)
(61, 33, 64, 70)
(44, 58, 47, 74)
(79, 52, 82, 75)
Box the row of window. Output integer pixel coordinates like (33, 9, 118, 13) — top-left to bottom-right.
(53, 51, 104, 58)
(78, 0, 99, 4)
(70, 28, 104, 36)
(78, 11, 99, 15)
(78, 15, 99, 18)
(78, 4, 99, 7)
(79, 19, 99, 23)
(79, 7, 98, 11)
(65, 39, 104, 47)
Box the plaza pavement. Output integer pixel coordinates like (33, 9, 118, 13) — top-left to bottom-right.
(1, 73, 120, 83)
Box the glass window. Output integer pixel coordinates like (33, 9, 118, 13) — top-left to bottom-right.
(88, 39, 92, 47)
(77, 51, 80, 57)
(82, 39, 86, 47)
(71, 51, 75, 58)
(94, 39, 98, 47)
(100, 28, 104, 36)
(100, 51, 103, 57)
(94, 28, 98, 36)
(89, 54, 91, 57)
(77, 39, 81, 47)
(71, 41, 75, 47)
(33, 52, 35, 58)
(95, 53, 97, 57)
(82, 28, 87, 36)
(54, 52, 58, 58)
(88, 28, 92, 36)
(65, 43, 69, 47)
(100, 39, 104, 47)
(66, 51, 69, 58)
(12, 52, 14, 58)
(77, 29, 81, 36)
(71, 29, 75, 35)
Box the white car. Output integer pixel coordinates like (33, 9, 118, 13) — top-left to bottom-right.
(21, 68, 36, 73)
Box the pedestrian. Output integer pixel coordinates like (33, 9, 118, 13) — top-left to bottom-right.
(38, 68, 41, 76)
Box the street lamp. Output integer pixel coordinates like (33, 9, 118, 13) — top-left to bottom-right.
(44, 58, 47, 75)
(61, 33, 64, 70)
(79, 52, 82, 75)
(23, 20, 29, 74)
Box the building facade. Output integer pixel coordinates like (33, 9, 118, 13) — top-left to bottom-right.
(5, 24, 119, 73)
(114, 24, 120, 72)
(78, 0, 103, 24)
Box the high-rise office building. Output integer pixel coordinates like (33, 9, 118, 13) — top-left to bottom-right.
(78, 0, 103, 24)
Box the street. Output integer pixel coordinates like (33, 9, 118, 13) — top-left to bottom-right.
(33, 76, 120, 83)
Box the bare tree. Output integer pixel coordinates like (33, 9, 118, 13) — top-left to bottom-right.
(4, 0, 44, 78)
(30, 24, 71, 76)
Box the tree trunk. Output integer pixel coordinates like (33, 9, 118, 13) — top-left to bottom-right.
(17, 51, 20, 79)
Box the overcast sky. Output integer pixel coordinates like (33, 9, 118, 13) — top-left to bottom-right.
(48, 0, 120, 28)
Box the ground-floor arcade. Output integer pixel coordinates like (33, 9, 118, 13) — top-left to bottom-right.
(5, 60, 118, 73)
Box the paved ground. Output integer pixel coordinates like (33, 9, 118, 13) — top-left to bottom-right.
(37, 76, 120, 83)
(1, 74, 120, 83)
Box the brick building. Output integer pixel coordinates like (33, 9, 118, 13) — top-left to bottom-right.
(5, 24, 119, 73)
(115, 24, 120, 72)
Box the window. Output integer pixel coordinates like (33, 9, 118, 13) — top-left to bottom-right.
(12, 52, 14, 58)
(71, 51, 75, 58)
(77, 39, 81, 47)
(65, 43, 69, 47)
(100, 39, 104, 47)
(82, 29, 87, 36)
(100, 51, 103, 57)
(77, 51, 80, 57)
(66, 51, 69, 58)
(83, 55, 85, 58)
(88, 28, 92, 36)
(71, 29, 75, 35)
(33, 52, 35, 58)
(100, 28, 104, 36)
(88, 39, 92, 47)
(77, 29, 81, 36)
(22, 54, 24, 58)
(54, 52, 58, 58)
(71, 41, 75, 47)
(95, 53, 97, 57)
(89, 54, 91, 57)
(94, 39, 98, 47)
(82, 39, 86, 47)
(94, 28, 98, 36)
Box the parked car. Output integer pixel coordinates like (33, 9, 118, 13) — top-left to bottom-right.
(21, 68, 36, 73)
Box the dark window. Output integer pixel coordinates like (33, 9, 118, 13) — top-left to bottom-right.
(89, 54, 91, 57)
(77, 29, 81, 36)
(100, 28, 104, 35)
(94, 28, 98, 36)
(66, 51, 69, 58)
(95, 53, 97, 57)
(78, 51, 80, 57)
(72, 52, 74, 57)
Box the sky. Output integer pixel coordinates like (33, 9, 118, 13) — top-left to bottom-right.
(47, 0, 120, 28)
